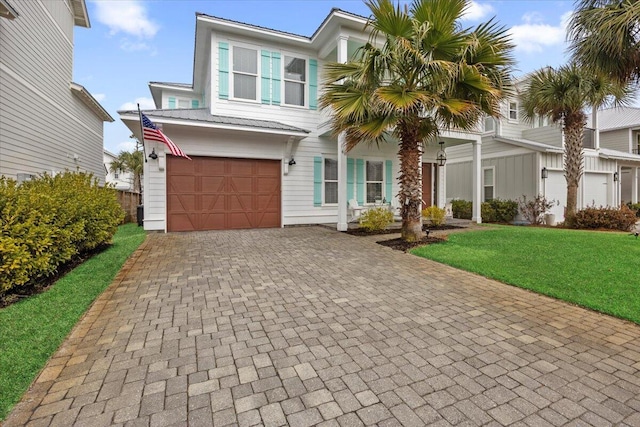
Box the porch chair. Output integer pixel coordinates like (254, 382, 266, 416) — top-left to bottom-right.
(348, 199, 364, 222)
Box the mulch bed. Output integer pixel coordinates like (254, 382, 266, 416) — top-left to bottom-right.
(377, 236, 446, 252)
(344, 224, 462, 237)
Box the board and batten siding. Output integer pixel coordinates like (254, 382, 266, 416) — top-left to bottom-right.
(446, 153, 537, 202)
(599, 128, 630, 153)
(0, 0, 106, 183)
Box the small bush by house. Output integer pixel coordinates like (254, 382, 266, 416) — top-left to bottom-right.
(627, 202, 640, 218)
(422, 206, 446, 226)
(359, 207, 393, 232)
(519, 195, 557, 225)
(481, 199, 518, 223)
(0, 172, 124, 295)
(451, 200, 472, 219)
(572, 205, 637, 231)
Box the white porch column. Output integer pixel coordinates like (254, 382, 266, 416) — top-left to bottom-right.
(472, 138, 482, 223)
(336, 35, 349, 231)
(633, 167, 639, 204)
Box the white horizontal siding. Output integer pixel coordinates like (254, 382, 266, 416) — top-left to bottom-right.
(522, 125, 562, 146)
(599, 128, 630, 152)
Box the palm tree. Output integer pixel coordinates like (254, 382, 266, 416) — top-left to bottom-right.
(520, 65, 628, 223)
(320, 0, 513, 242)
(109, 150, 144, 204)
(569, 0, 640, 85)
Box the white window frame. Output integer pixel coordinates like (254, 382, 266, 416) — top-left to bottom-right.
(230, 44, 260, 103)
(508, 101, 519, 122)
(482, 166, 495, 202)
(365, 160, 385, 204)
(323, 157, 338, 205)
(281, 52, 308, 108)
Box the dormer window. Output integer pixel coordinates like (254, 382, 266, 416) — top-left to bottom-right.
(284, 56, 306, 106)
(233, 46, 258, 101)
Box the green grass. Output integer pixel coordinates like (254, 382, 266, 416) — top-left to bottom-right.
(0, 224, 146, 421)
(412, 225, 640, 324)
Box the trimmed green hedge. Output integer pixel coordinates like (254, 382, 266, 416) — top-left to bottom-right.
(0, 173, 124, 294)
(452, 199, 518, 223)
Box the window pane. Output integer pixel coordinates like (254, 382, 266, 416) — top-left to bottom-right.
(285, 81, 305, 106)
(325, 182, 338, 204)
(366, 183, 383, 203)
(284, 56, 306, 82)
(484, 187, 493, 202)
(234, 74, 257, 100)
(483, 168, 493, 184)
(484, 117, 494, 132)
(366, 161, 383, 181)
(233, 47, 257, 73)
(324, 159, 337, 181)
(178, 99, 190, 109)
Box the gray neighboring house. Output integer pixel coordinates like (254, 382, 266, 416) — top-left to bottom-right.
(0, 0, 113, 184)
(446, 88, 640, 223)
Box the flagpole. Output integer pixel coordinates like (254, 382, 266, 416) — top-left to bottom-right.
(137, 103, 147, 163)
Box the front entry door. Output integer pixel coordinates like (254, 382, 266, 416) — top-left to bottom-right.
(422, 163, 434, 207)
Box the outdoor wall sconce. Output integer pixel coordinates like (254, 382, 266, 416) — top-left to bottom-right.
(436, 141, 446, 166)
(541, 167, 548, 179)
(288, 158, 296, 166)
(614, 171, 619, 182)
(148, 148, 158, 160)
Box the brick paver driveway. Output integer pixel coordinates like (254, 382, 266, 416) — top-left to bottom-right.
(6, 227, 640, 427)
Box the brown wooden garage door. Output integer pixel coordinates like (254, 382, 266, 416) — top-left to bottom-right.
(167, 156, 281, 232)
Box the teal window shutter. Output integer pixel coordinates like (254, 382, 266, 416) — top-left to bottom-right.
(272, 52, 281, 105)
(261, 50, 272, 104)
(385, 160, 393, 202)
(356, 159, 365, 204)
(314, 157, 323, 207)
(168, 97, 176, 109)
(347, 158, 354, 202)
(309, 59, 318, 110)
(218, 42, 229, 99)
(191, 99, 199, 108)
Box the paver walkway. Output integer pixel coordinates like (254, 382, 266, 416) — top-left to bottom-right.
(5, 227, 640, 427)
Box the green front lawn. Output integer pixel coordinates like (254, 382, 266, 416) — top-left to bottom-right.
(412, 225, 640, 323)
(0, 223, 146, 421)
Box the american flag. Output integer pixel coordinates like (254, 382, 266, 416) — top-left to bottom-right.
(141, 112, 190, 159)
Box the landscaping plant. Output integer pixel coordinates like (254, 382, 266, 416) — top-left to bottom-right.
(359, 207, 394, 232)
(481, 199, 518, 223)
(451, 200, 473, 220)
(572, 205, 637, 231)
(422, 206, 446, 226)
(518, 195, 557, 225)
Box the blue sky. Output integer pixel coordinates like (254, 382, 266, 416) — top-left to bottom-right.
(75, 0, 576, 154)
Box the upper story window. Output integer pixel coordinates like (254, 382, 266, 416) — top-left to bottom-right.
(233, 46, 258, 101)
(484, 116, 495, 133)
(168, 97, 199, 109)
(284, 56, 306, 106)
(508, 101, 518, 121)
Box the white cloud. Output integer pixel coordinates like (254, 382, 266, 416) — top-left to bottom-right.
(462, 1, 494, 21)
(508, 11, 572, 53)
(93, 0, 158, 38)
(93, 93, 106, 102)
(116, 140, 138, 153)
(119, 97, 155, 111)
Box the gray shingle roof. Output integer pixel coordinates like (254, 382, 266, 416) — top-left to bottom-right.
(590, 107, 640, 131)
(119, 108, 310, 134)
(599, 147, 640, 162)
(494, 136, 564, 153)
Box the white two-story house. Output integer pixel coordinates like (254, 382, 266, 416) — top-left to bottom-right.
(445, 87, 640, 223)
(120, 9, 493, 232)
(0, 0, 113, 184)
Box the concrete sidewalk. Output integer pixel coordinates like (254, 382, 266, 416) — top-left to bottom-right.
(5, 226, 640, 426)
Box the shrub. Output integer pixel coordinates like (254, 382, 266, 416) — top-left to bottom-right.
(359, 207, 393, 232)
(627, 202, 640, 218)
(422, 206, 446, 226)
(451, 199, 472, 219)
(481, 199, 519, 223)
(572, 205, 637, 231)
(0, 172, 124, 295)
(518, 195, 557, 225)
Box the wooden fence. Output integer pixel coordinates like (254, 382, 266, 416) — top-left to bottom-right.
(116, 190, 140, 223)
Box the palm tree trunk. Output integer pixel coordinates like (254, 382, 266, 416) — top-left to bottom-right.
(563, 114, 585, 225)
(398, 124, 423, 242)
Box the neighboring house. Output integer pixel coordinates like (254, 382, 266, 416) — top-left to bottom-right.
(0, 0, 113, 184)
(120, 9, 492, 232)
(103, 149, 135, 191)
(446, 88, 640, 223)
